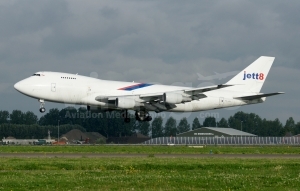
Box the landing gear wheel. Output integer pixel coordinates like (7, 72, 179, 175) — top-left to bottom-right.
(145, 116, 152, 121)
(39, 107, 46, 113)
(135, 111, 152, 122)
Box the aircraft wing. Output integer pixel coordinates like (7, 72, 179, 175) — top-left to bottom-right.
(183, 84, 232, 95)
(95, 85, 232, 112)
(95, 84, 233, 105)
(234, 92, 284, 100)
(139, 84, 232, 102)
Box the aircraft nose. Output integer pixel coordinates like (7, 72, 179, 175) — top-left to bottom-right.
(14, 80, 27, 93)
(14, 82, 21, 91)
(14, 78, 37, 96)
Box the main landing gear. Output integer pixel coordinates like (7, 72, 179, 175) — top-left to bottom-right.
(39, 99, 46, 113)
(135, 111, 152, 122)
(122, 110, 153, 123)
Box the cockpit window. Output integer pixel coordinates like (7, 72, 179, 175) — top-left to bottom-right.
(32, 74, 41, 76)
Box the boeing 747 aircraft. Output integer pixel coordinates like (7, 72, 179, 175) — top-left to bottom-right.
(14, 56, 284, 123)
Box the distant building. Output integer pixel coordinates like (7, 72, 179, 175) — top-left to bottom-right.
(177, 127, 257, 137)
(284, 132, 293, 137)
(2, 138, 55, 145)
(61, 129, 106, 144)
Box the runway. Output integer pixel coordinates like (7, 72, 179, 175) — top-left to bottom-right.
(0, 153, 300, 158)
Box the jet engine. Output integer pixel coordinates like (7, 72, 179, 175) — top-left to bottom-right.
(115, 97, 138, 109)
(163, 93, 191, 104)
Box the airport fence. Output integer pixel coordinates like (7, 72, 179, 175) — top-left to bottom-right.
(143, 137, 300, 145)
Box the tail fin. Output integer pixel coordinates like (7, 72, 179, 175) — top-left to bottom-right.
(225, 56, 275, 93)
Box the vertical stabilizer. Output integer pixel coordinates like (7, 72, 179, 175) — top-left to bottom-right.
(225, 56, 275, 93)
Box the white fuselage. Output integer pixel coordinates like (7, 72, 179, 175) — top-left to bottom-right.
(14, 71, 263, 112)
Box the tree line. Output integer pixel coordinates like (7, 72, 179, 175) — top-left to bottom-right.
(0, 108, 300, 139)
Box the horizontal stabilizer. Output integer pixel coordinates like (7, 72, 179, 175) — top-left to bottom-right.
(234, 92, 284, 100)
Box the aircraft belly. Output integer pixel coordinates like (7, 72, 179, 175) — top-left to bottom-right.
(169, 97, 221, 112)
(169, 102, 194, 112)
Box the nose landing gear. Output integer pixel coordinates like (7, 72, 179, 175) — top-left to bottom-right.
(39, 107, 46, 113)
(39, 99, 46, 113)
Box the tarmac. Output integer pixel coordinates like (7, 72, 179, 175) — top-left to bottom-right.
(0, 153, 300, 158)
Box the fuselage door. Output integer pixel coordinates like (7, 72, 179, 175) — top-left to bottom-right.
(51, 83, 56, 92)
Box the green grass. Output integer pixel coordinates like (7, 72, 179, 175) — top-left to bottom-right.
(0, 145, 300, 154)
(0, 157, 300, 190)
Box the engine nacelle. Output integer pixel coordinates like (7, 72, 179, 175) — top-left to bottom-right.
(163, 93, 183, 104)
(163, 93, 192, 104)
(115, 97, 137, 109)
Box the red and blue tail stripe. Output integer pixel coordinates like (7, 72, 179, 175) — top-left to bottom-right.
(118, 83, 153, 91)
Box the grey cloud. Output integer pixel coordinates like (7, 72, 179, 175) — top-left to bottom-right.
(99, 6, 120, 19)
(0, 0, 299, 122)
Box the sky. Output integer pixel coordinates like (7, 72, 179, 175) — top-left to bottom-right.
(0, 0, 299, 125)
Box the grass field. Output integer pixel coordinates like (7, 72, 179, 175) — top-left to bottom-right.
(1, 146, 300, 190)
(0, 157, 300, 190)
(0, 145, 300, 154)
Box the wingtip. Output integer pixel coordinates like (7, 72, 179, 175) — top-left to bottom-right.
(261, 55, 275, 57)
